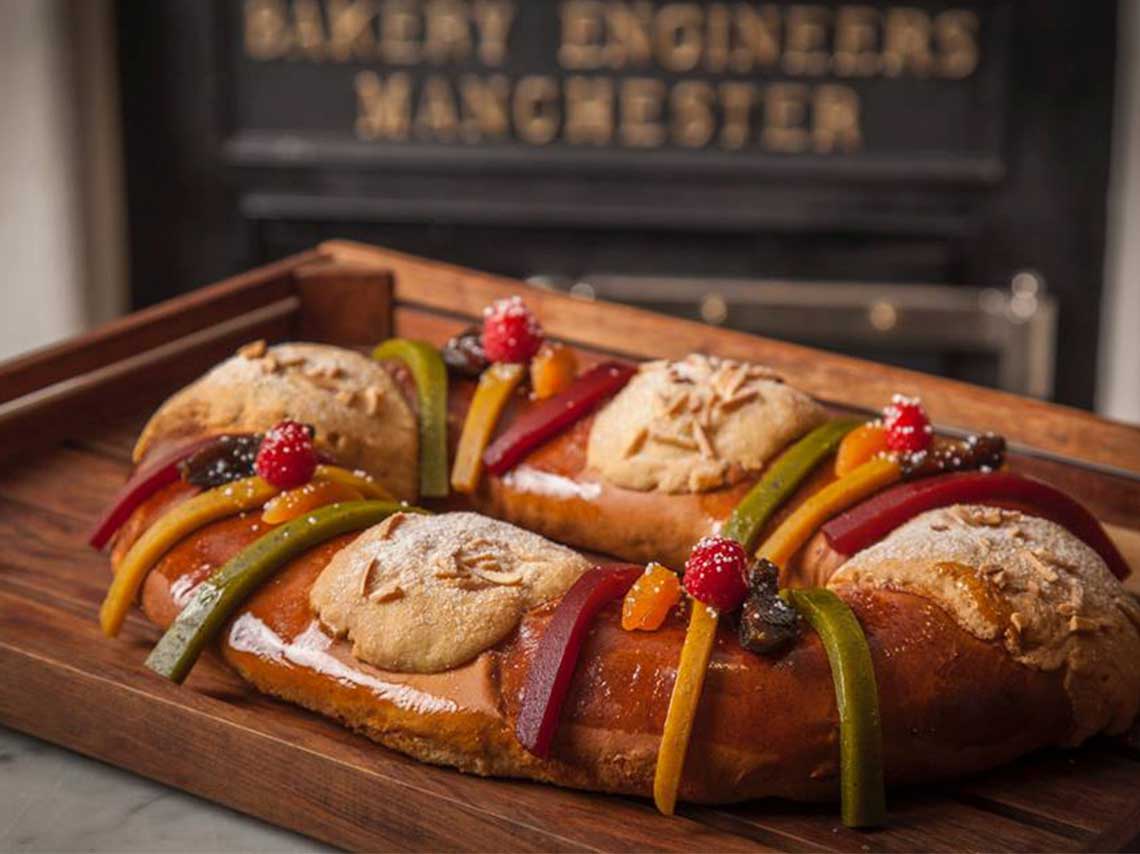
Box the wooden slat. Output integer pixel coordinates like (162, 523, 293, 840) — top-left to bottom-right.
(0, 249, 320, 406)
(0, 299, 298, 467)
(293, 261, 395, 346)
(325, 240, 1140, 477)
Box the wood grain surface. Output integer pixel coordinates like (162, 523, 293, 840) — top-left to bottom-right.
(1, 244, 1139, 852)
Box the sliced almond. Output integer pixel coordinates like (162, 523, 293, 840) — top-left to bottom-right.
(718, 389, 759, 413)
(363, 386, 384, 415)
(693, 421, 716, 459)
(650, 428, 698, 451)
(375, 512, 406, 541)
(369, 582, 405, 603)
(237, 339, 267, 359)
(358, 556, 379, 597)
(623, 426, 648, 458)
(468, 564, 523, 586)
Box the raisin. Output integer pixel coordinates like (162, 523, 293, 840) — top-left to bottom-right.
(441, 327, 489, 378)
(738, 558, 799, 655)
(179, 434, 262, 488)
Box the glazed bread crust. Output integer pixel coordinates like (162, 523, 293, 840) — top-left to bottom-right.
(449, 377, 834, 570)
(117, 488, 1077, 804)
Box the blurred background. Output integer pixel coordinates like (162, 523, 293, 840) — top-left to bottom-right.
(0, 0, 1136, 423)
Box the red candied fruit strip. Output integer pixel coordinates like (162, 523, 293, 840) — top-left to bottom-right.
(822, 471, 1131, 580)
(87, 436, 218, 550)
(483, 361, 636, 476)
(515, 564, 642, 758)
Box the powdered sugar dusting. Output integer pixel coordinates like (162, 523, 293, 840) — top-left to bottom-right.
(830, 505, 1140, 743)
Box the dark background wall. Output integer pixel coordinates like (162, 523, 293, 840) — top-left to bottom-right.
(116, 0, 1117, 409)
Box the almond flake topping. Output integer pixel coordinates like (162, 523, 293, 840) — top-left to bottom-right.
(237, 339, 267, 359)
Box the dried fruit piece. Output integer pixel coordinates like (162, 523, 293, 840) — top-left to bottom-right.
(482, 296, 544, 363)
(441, 326, 488, 378)
(451, 363, 526, 494)
(835, 423, 890, 478)
(900, 432, 1005, 480)
(372, 338, 450, 498)
(621, 562, 682, 631)
(180, 434, 262, 488)
(255, 420, 318, 489)
(530, 343, 579, 399)
(738, 558, 798, 654)
(261, 480, 364, 524)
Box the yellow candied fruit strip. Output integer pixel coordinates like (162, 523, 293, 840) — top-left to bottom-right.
(652, 600, 718, 815)
(313, 464, 394, 501)
(451, 363, 526, 494)
(757, 456, 902, 566)
(99, 476, 279, 637)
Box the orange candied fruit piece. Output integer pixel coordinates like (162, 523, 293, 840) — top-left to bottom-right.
(622, 562, 683, 632)
(834, 422, 891, 478)
(530, 343, 579, 400)
(261, 480, 364, 525)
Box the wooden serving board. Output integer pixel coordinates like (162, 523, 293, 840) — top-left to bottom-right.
(2, 242, 1139, 852)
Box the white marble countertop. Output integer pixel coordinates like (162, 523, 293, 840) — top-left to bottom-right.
(0, 726, 333, 852)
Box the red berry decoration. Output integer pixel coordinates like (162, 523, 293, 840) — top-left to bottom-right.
(255, 420, 318, 489)
(883, 394, 933, 454)
(683, 536, 749, 613)
(482, 296, 544, 363)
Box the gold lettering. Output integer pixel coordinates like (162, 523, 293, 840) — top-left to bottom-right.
(425, 0, 471, 64)
(763, 83, 810, 152)
(472, 1, 515, 66)
(783, 5, 830, 75)
(719, 81, 754, 149)
(705, 3, 729, 72)
(812, 84, 861, 152)
(244, 0, 291, 59)
(604, 2, 653, 69)
(292, 0, 327, 60)
(514, 75, 560, 144)
(565, 76, 614, 145)
(671, 81, 715, 148)
(935, 10, 979, 79)
(460, 74, 510, 140)
(355, 70, 411, 140)
(559, 1, 605, 69)
(731, 4, 780, 72)
(883, 8, 934, 77)
(833, 6, 879, 76)
(380, 0, 421, 64)
(655, 3, 703, 72)
(415, 75, 460, 140)
(620, 78, 665, 147)
(327, 0, 377, 60)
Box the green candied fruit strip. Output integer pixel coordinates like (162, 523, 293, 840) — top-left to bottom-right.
(145, 500, 425, 683)
(721, 418, 863, 551)
(372, 338, 450, 498)
(783, 587, 886, 829)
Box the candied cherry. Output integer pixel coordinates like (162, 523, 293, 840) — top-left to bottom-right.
(482, 296, 544, 363)
(255, 420, 318, 489)
(882, 394, 933, 454)
(683, 536, 749, 613)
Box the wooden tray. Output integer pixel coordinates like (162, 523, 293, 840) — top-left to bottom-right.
(2, 241, 1139, 852)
